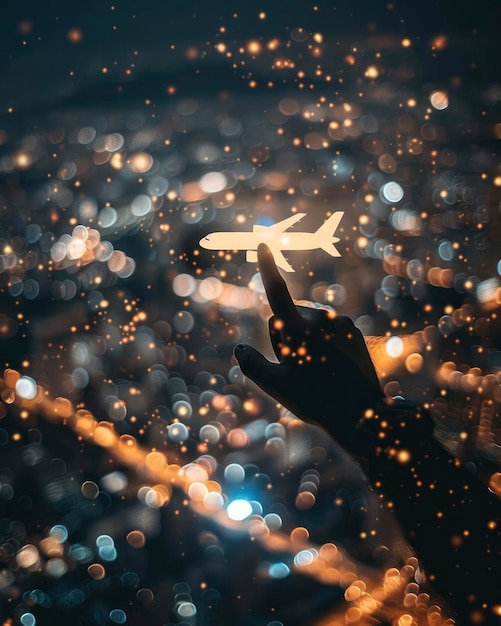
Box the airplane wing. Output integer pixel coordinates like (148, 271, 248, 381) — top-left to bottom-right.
(268, 247, 295, 272)
(271, 213, 306, 232)
(246, 247, 294, 271)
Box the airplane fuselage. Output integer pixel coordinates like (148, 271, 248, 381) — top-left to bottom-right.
(199, 211, 343, 271)
(200, 230, 328, 252)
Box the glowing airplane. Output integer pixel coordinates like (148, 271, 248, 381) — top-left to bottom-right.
(199, 212, 344, 272)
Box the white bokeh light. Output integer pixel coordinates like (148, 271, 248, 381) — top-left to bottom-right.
(226, 499, 253, 521)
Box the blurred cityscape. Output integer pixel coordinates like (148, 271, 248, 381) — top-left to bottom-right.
(0, 2, 500, 625)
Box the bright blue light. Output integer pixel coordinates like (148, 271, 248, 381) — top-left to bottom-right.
(269, 562, 290, 579)
(226, 499, 253, 521)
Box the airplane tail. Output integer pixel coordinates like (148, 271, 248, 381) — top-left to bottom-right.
(316, 211, 343, 257)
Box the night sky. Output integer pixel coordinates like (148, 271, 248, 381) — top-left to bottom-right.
(1, 0, 500, 111)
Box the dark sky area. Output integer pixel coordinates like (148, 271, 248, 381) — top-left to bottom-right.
(1, 0, 500, 112)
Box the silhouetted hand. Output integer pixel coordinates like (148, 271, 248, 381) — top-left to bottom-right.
(234, 244, 383, 450)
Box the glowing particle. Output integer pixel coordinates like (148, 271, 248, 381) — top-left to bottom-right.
(430, 90, 448, 110)
(81, 481, 100, 499)
(88, 563, 106, 579)
(99, 545, 117, 561)
(109, 609, 127, 624)
(177, 602, 197, 617)
(127, 152, 153, 173)
(17, 20, 34, 34)
(227, 428, 249, 448)
(269, 562, 290, 578)
(126, 531, 146, 548)
(99, 207, 118, 228)
(101, 471, 128, 493)
(16, 545, 40, 569)
(247, 40, 262, 55)
(14, 151, 31, 169)
(324, 283, 346, 305)
(93, 422, 116, 447)
(131, 194, 152, 217)
(108, 399, 127, 421)
(438, 315, 455, 337)
(49, 525, 68, 542)
(67, 28, 83, 43)
(188, 482, 208, 502)
(20, 614, 36, 626)
(431, 34, 447, 49)
(15, 376, 37, 400)
(173, 273, 196, 297)
(385, 336, 404, 358)
(173, 400, 192, 419)
(344, 585, 362, 601)
(77, 126, 96, 144)
(264, 513, 282, 530)
(141, 485, 171, 508)
(96, 534, 114, 548)
(200, 171, 227, 193)
(291, 28, 308, 42)
(203, 491, 224, 511)
(488, 472, 501, 497)
(380, 181, 404, 204)
(145, 451, 167, 472)
(290, 527, 309, 544)
(198, 277, 223, 300)
(265, 423, 286, 439)
(397, 449, 411, 463)
(173, 311, 195, 334)
(46, 558, 68, 577)
(249, 272, 265, 293)
(405, 353, 423, 373)
(365, 66, 379, 79)
(71, 544, 93, 563)
(438, 240, 454, 261)
(199, 424, 221, 444)
(168, 422, 189, 443)
(224, 463, 245, 483)
(294, 548, 318, 567)
(227, 499, 252, 521)
(108, 250, 127, 273)
(104, 133, 124, 152)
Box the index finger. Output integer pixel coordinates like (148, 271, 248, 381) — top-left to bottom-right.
(257, 243, 303, 326)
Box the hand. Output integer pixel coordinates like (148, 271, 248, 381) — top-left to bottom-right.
(234, 244, 383, 450)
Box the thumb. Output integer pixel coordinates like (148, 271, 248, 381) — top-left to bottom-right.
(234, 344, 283, 393)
